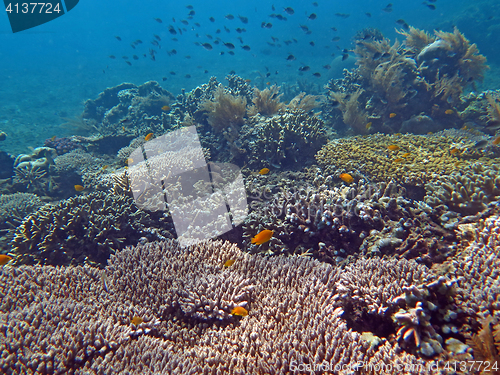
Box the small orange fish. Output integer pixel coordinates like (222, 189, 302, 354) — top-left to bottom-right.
(393, 158, 403, 163)
(389, 113, 397, 118)
(401, 152, 411, 157)
(427, 131, 433, 135)
(122, 126, 126, 132)
(339, 173, 354, 183)
(50, 135, 57, 141)
(445, 109, 454, 115)
(145, 133, 154, 141)
(161, 105, 170, 111)
(0, 254, 12, 266)
(74, 185, 84, 192)
(366, 122, 372, 130)
(131, 316, 143, 325)
(493, 136, 500, 146)
(450, 148, 459, 155)
(387, 145, 400, 151)
(266, 81, 270, 85)
(231, 306, 248, 316)
(259, 168, 270, 175)
(251, 229, 274, 245)
(224, 259, 236, 267)
(102, 165, 108, 171)
(127, 157, 134, 164)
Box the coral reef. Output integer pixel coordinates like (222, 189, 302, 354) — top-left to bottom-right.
(425, 162, 500, 219)
(200, 85, 247, 133)
(240, 109, 327, 169)
(0, 239, 448, 374)
(315, 132, 497, 186)
(242, 180, 456, 265)
(0, 150, 14, 180)
(82, 81, 175, 137)
(43, 136, 81, 155)
(325, 26, 489, 135)
(249, 85, 284, 116)
(10, 191, 172, 266)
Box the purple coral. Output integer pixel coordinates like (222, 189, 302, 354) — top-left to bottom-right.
(44, 137, 80, 155)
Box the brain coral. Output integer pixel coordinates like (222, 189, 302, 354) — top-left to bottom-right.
(316, 133, 498, 185)
(1, 239, 446, 374)
(11, 191, 172, 266)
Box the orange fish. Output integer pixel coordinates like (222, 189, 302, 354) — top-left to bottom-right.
(231, 306, 248, 316)
(266, 81, 271, 85)
(50, 135, 57, 141)
(366, 122, 372, 130)
(493, 136, 500, 146)
(251, 229, 274, 245)
(259, 168, 270, 175)
(127, 157, 134, 164)
(393, 158, 403, 163)
(389, 113, 397, 118)
(224, 259, 235, 267)
(450, 148, 459, 155)
(387, 145, 400, 151)
(401, 152, 411, 157)
(0, 254, 12, 266)
(161, 105, 170, 111)
(122, 126, 126, 132)
(131, 316, 143, 325)
(445, 109, 454, 115)
(339, 173, 354, 183)
(74, 185, 84, 192)
(145, 133, 154, 141)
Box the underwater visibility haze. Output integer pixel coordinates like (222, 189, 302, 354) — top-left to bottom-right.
(1, 0, 500, 373)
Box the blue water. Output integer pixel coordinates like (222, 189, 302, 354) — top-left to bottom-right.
(0, 0, 498, 154)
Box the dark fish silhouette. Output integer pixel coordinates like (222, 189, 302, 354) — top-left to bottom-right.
(242, 45, 251, 51)
(154, 18, 162, 23)
(201, 43, 213, 50)
(114, 36, 122, 41)
(308, 13, 317, 20)
(225, 14, 235, 20)
(238, 15, 248, 23)
(224, 42, 235, 49)
(283, 7, 294, 15)
(299, 66, 310, 71)
(382, 3, 393, 12)
(312, 72, 321, 77)
(209, 17, 215, 22)
(286, 54, 296, 60)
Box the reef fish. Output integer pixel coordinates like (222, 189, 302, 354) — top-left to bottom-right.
(131, 316, 143, 325)
(224, 259, 236, 267)
(387, 145, 400, 151)
(0, 254, 12, 266)
(259, 167, 270, 175)
(251, 229, 274, 245)
(145, 133, 154, 141)
(74, 185, 84, 191)
(231, 306, 248, 316)
(339, 173, 354, 183)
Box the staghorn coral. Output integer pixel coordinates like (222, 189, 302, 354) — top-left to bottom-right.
(425, 162, 500, 217)
(315, 133, 499, 186)
(11, 191, 172, 266)
(243, 180, 455, 265)
(240, 109, 327, 169)
(0, 193, 44, 230)
(0, 239, 442, 374)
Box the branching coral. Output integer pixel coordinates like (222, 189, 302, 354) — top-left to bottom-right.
(11, 191, 172, 266)
(240, 109, 326, 168)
